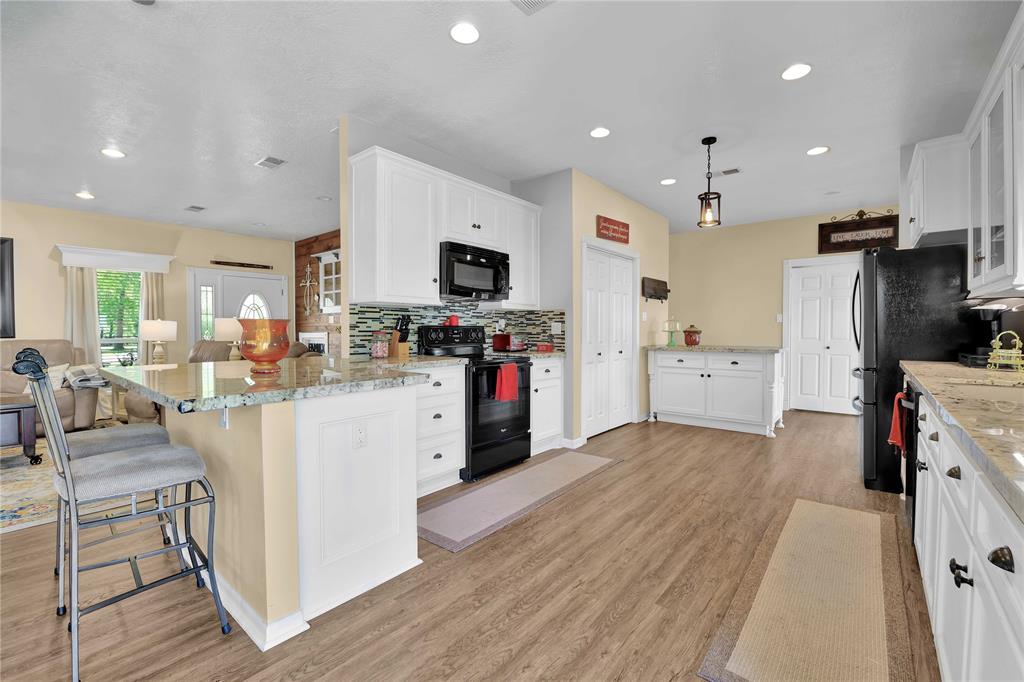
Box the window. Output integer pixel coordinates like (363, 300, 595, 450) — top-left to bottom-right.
(238, 293, 269, 319)
(199, 284, 215, 340)
(97, 270, 141, 366)
(317, 250, 342, 313)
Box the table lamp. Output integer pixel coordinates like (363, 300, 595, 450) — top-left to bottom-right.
(140, 319, 178, 364)
(214, 317, 244, 360)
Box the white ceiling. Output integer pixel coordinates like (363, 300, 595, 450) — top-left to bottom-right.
(2, 1, 1019, 239)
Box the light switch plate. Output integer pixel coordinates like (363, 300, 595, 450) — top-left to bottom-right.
(550, 321, 562, 335)
(776, 313, 783, 323)
(641, 311, 648, 322)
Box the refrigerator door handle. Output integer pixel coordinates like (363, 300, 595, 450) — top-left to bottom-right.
(851, 269, 861, 351)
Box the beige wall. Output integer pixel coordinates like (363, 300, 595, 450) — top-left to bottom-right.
(0, 201, 295, 363)
(667, 205, 897, 347)
(570, 169, 670, 438)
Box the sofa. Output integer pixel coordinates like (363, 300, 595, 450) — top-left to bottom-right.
(123, 341, 322, 423)
(0, 339, 99, 435)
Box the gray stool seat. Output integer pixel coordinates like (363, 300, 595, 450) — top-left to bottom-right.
(54, 444, 205, 502)
(66, 423, 169, 459)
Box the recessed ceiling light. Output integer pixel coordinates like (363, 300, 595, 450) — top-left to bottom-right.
(252, 222, 266, 227)
(74, 190, 94, 200)
(590, 127, 610, 139)
(659, 178, 676, 186)
(449, 22, 479, 45)
(781, 63, 812, 81)
(806, 146, 831, 156)
(316, 196, 333, 202)
(100, 147, 126, 159)
(824, 190, 841, 196)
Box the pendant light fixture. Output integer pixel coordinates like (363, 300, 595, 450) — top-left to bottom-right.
(697, 136, 721, 228)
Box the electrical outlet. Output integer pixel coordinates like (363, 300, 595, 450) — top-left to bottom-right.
(328, 315, 336, 324)
(496, 319, 507, 332)
(353, 422, 368, 449)
(550, 321, 562, 335)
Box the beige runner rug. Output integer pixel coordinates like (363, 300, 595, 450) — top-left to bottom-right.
(417, 451, 618, 552)
(699, 499, 913, 682)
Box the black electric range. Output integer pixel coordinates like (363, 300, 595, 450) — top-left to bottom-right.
(418, 325, 532, 481)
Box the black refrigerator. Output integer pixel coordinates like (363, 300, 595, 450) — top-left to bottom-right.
(852, 245, 987, 493)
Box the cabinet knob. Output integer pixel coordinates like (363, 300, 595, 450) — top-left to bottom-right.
(918, 413, 927, 422)
(946, 465, 961, 480)
(928, 431, 939, 442)
(597, 352, 602, 356)
(949, 557, 968, 575)
(700, 373, 705, 378)
(676, 359, 685, 363)
(433, 453, 443, 460)
(987, 546, 1015, 573)
(618, 350, 623, 354)
(509, 285, 514, 290)
(974, 255, 986, 263)
(534, 388, 539, 393)
(544, 368, 551, 373)
(432, 278, 438, 284)
(916, 460, 928, 472)
(433, 413, 443, 420)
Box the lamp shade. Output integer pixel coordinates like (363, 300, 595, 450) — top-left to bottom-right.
(139, 319, 178, 342)
(213, 317, 243, 342)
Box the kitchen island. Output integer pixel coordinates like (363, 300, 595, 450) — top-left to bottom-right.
(101, 356, 437, 652)
(647, 345, 783, 436)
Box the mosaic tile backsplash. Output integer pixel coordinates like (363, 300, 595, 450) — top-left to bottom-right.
(349, 303, 566, 355)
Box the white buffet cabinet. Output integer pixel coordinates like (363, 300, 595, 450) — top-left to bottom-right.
(647, 348, 783, 437)
(411, 356, 565, 497)
(913, 396, 1024, 681)
(349, 146, 542, 309)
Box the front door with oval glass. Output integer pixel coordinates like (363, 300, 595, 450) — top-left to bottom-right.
(188, 267, 289, 346)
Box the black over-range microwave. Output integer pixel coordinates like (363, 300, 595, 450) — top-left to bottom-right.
(438, 241, 510, 301)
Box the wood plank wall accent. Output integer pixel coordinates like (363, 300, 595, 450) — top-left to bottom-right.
(294, 229, 343, 354)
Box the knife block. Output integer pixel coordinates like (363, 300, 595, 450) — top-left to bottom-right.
(388, 331, 410, 360)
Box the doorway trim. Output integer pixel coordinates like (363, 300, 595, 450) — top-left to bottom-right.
(781, 253, 861, 411)
(579, 237, 641, 437)
(186, 267, 289, 348)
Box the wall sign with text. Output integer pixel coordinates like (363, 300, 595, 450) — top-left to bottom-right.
(818, 212, 899, 254)
(596, 215, 630, 244)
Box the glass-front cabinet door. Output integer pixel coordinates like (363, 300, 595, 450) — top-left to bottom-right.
(968, 129, 984, 288)
(985, 83, 1012, 283)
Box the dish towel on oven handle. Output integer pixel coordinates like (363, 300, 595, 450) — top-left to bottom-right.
(887, 391, 907, 456)
(495, 363, 518, 402)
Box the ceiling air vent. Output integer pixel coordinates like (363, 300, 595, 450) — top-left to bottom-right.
(184, 205, 206, 212)
(510, 0, 553, 16)
(254, 156, 287, 170)
(714, 168, 742, 178)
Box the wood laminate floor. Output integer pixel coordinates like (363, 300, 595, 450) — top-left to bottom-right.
(0, 411, 940, 680)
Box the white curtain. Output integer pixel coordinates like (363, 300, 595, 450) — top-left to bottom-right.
(64, 266, 100, 365)
(140, 271, 165, 364)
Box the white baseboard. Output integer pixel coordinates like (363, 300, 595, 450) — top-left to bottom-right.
(633, 412, 650, 423)
(654, 412, 775, 437)
(301, 557, 423, 621)
(417, 469, 462, 498)
(561, 436, 587, 450)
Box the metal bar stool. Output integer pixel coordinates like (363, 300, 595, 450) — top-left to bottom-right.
(12, 352, 231, 681)
(12, 350, 180, 580)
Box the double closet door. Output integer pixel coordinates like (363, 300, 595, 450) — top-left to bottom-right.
(582, 248, 635, 438)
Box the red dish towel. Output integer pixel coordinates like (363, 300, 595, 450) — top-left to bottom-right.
(888, 391, 907, 456)
(495, 363, 518, 402)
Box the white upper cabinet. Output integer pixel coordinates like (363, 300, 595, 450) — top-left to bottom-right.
(349, 147, 541, 307)
(906, 135, 970, 247)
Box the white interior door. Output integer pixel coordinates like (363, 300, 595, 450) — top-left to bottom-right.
(607, 254, 634, 430)
(788, 261, 859, 414)
(581, 249, 610, 437)
(188, 267, 289, 347)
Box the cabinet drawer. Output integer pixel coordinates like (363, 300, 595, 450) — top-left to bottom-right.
(415, 366, 465, 398)
(416, 395, 464, 438)
(531, 360, 562, 381)
(937, 426, 976, 523)
(972, 475, 1024, 639)
(707, 354, 764, 372)
(417, 432, 465, 479)
(656, 353, 706, 369)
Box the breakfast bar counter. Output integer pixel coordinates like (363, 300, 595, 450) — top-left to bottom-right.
(100, 356, 433, 652)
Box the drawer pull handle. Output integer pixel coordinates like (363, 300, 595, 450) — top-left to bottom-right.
(677, 359, 685, 363)
(916, 460, 928, 472)
(433, 413, 443, 420)
(945, 465, 961, 481)
(433, 453, 443, 460)
(953, 571, 973, 589)
(730, 360, 739, 365)
(949, 557, 968, 575)
(928, 432, 939, 442)
(918, 413, 927, 422)
(432, 381, 442, 387)
(988, 546, 1015, 573)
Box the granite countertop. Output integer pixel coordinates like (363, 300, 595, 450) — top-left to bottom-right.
(101, 356, 429, 414)
(350, 355, 469, 370)
(900, 360, 1024, 524)
(487, 350, 566, 360)
(646, 345, 782, 353)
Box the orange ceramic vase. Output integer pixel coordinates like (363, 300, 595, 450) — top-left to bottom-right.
(238, 319, 291, 374)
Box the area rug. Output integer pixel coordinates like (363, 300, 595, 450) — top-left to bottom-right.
(0, 419, 121, 533)
(698, 499, 913, 682)
(417, 451, 618, 552)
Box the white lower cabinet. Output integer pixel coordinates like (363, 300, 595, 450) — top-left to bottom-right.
(648, 350, 783, 437)
(411, 366, 466, 498)
(530, 358, 564, 455)
(912, 392, 1024, 681)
